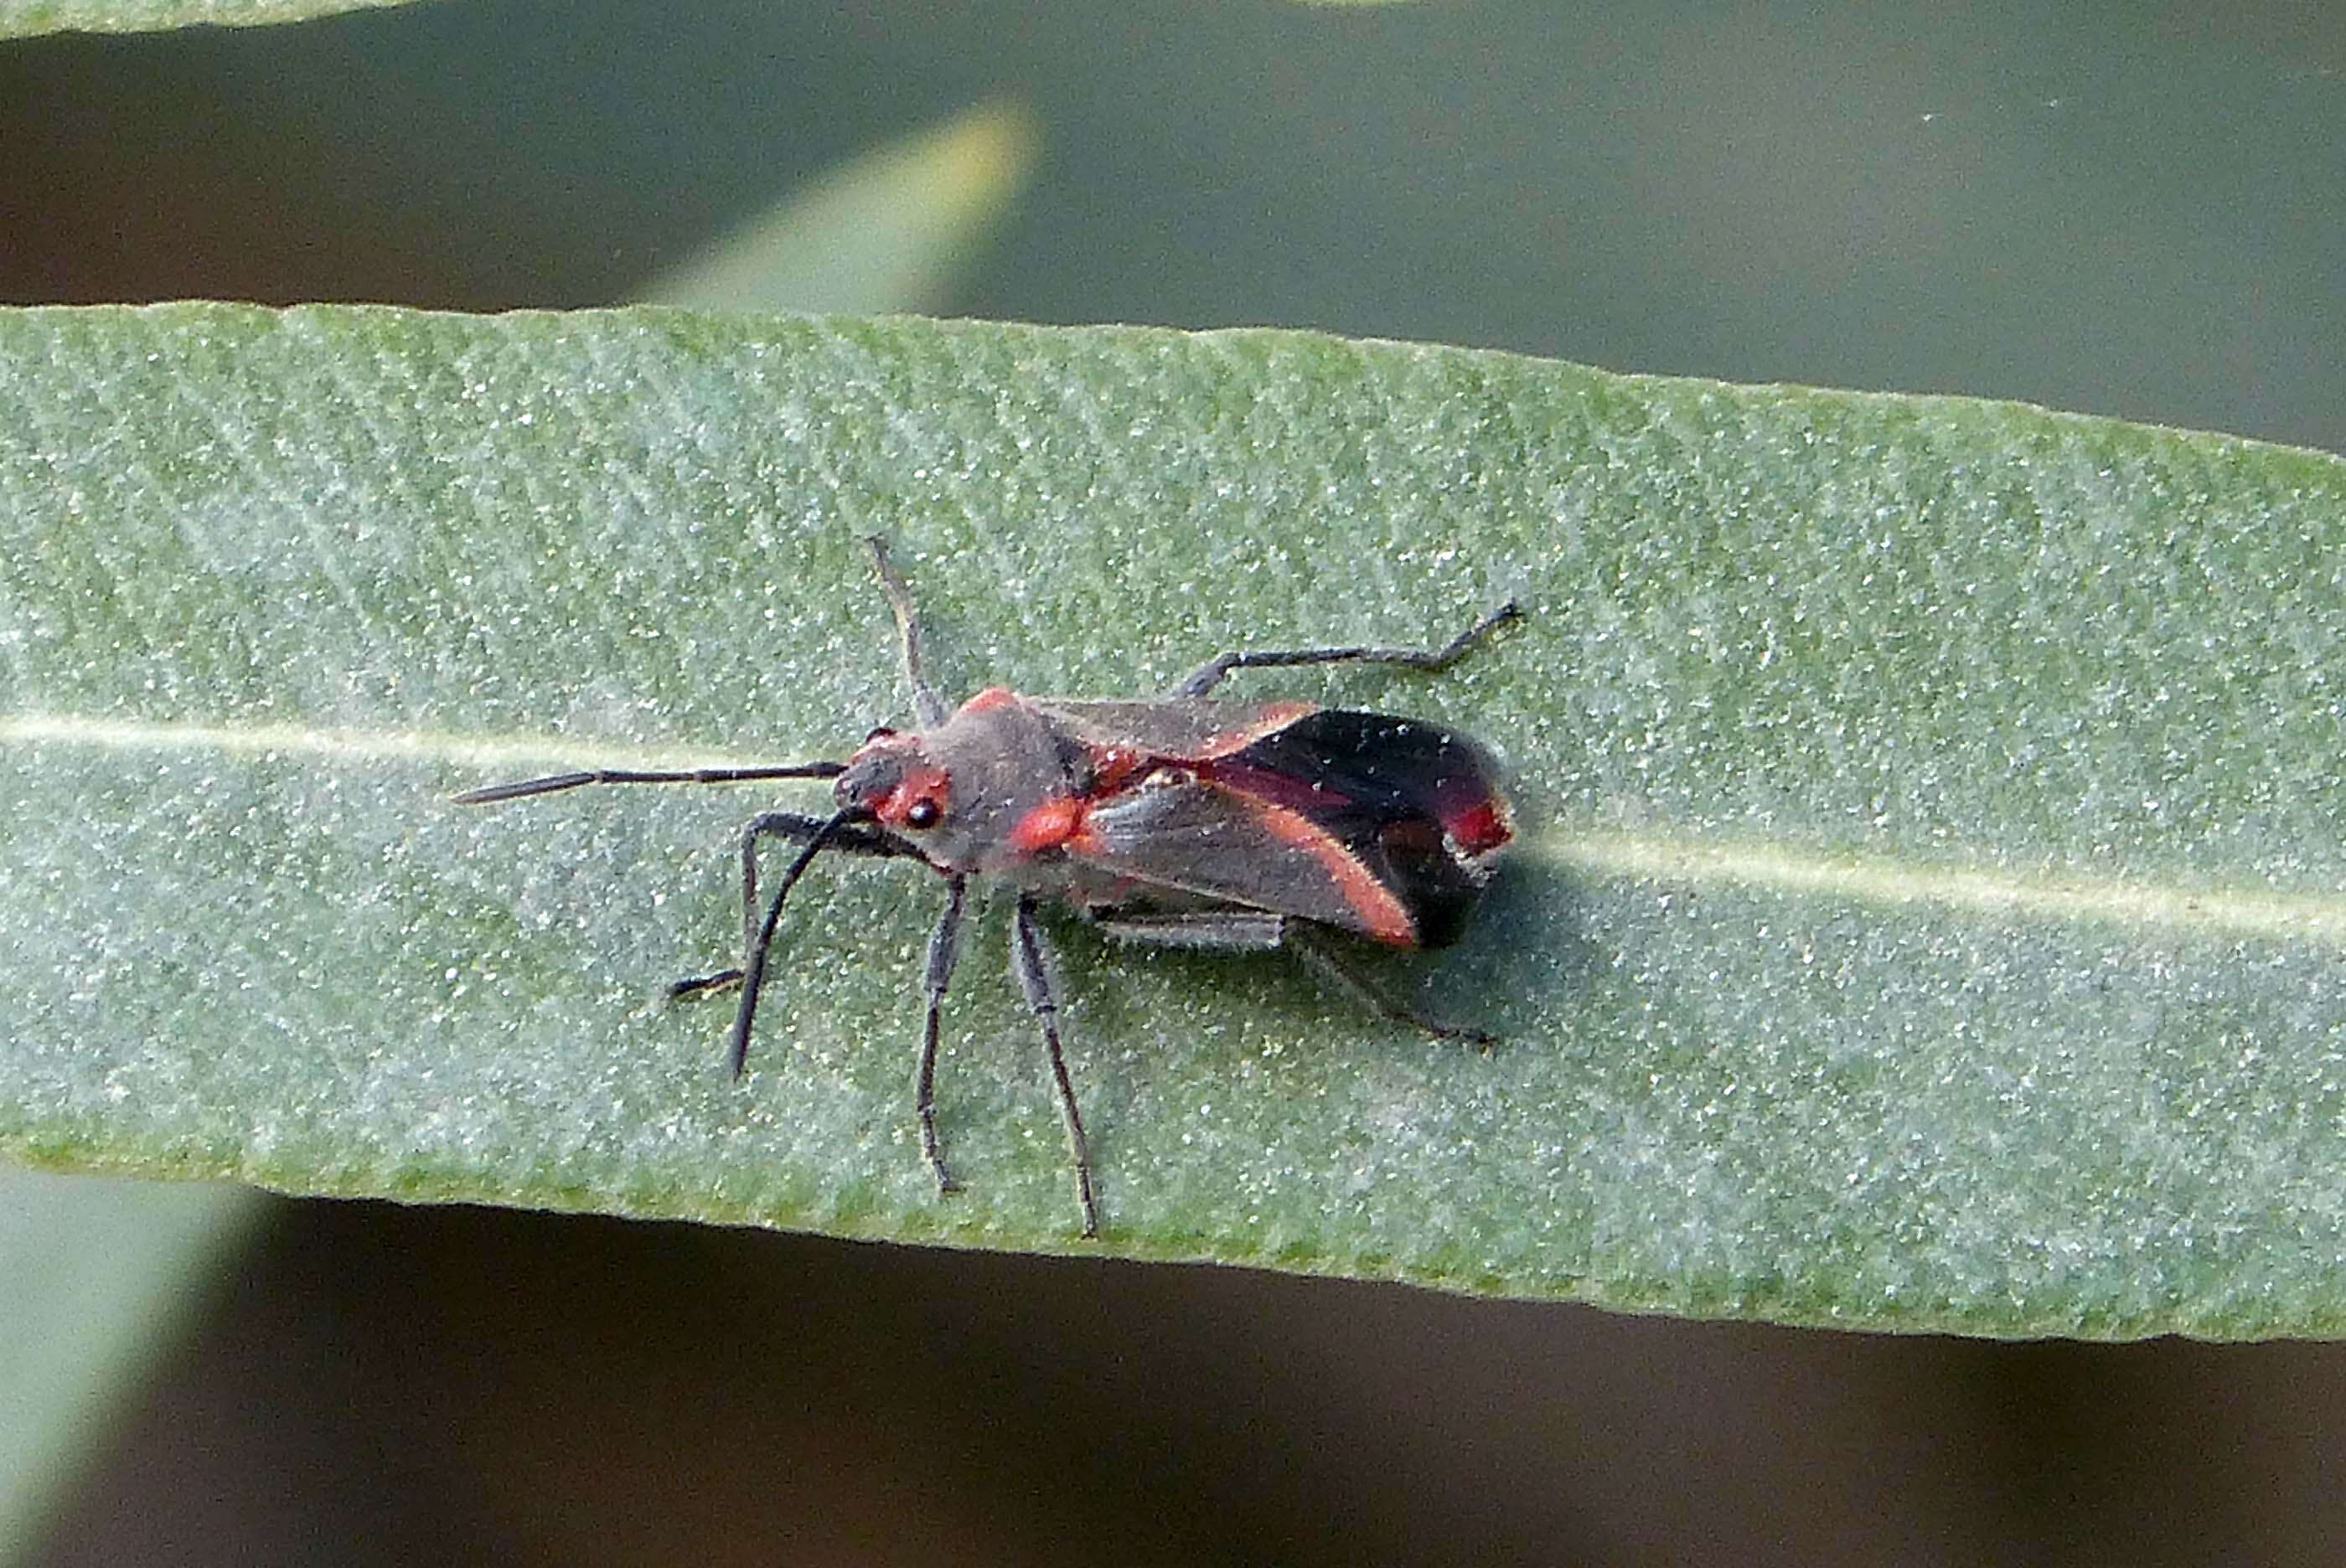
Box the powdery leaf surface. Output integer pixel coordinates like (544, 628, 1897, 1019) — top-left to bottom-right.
(0, 0, 412, 34)
(4, 303, 2343, 1337)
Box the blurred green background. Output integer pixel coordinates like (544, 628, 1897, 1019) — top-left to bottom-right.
(3, 0, 2343, 1561)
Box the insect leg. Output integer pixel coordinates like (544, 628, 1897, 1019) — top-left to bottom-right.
(916, 875, 969, 1196)
(720, 808, 862, 1079)
(864, 535, 952, 729)
(1014, 895, 1100, 1238)
(1096, 911, 1495, 1046)
(1286, 925, 1497, 1048)
(670, 812, 915, 1001)
(1088, 910, 1289, 951)
(1170, 601, 1522, 699)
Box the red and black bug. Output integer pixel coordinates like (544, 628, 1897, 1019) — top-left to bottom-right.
(455, 538, 1519, 1236)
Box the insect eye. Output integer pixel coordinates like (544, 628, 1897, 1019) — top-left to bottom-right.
(904, 798, 943, 829)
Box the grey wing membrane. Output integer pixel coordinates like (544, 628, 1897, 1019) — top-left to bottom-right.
(1068, 776, 1404, 941)
(1035, 699, 1317, 761)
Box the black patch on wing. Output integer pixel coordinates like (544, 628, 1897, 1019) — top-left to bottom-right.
(1222, 709, 1506, 948)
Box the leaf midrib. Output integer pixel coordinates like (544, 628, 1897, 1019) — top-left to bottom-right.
(9, 710, 2338, 946)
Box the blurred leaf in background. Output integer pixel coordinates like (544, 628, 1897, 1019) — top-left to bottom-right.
(640, 97, 1040, 315)
(0, 1171, 258, 1554)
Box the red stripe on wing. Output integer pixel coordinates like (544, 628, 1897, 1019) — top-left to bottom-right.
(1196, 701, 1319, 758)
(1233, 795, 1418, 946)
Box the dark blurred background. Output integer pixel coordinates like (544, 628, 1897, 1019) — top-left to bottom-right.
(6, 0, 2344, 1560)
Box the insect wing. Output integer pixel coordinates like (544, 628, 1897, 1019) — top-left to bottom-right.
(1222, 709, 1511, 854)
(1209, 709, 1517, 942)
(1045, 704, 1512, 948)
(1071, 773, 1422, 944)
(1220, 709, 1513, 947)
(1037, 698, 1320, 762)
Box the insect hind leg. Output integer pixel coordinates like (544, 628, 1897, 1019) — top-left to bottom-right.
(1093, 910, 1494, 1046)
(1170, 600, 1522, 699)
(1287, 926, 1496, 1047)
(1088, 910, 1288, 951)
(669, 812, 914, 1001)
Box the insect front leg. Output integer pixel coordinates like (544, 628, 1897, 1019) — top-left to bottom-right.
(1170, 601, 1522, 699)
(1014, 895, 1099, 1238)
(670, 812, 914, 1002)
(1093, 910, 1496, 1047)
(916, 875, 969, 1196)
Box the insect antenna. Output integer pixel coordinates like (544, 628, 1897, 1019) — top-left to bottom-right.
(863, 534, 951, 729)
(452, 761, 846, 806)
(727, 806, 871, 1080)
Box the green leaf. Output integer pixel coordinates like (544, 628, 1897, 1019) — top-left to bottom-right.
(0, 0, 411, 38)
(3, 304, 2343, 1339)
(0, 0, 1406, 34)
